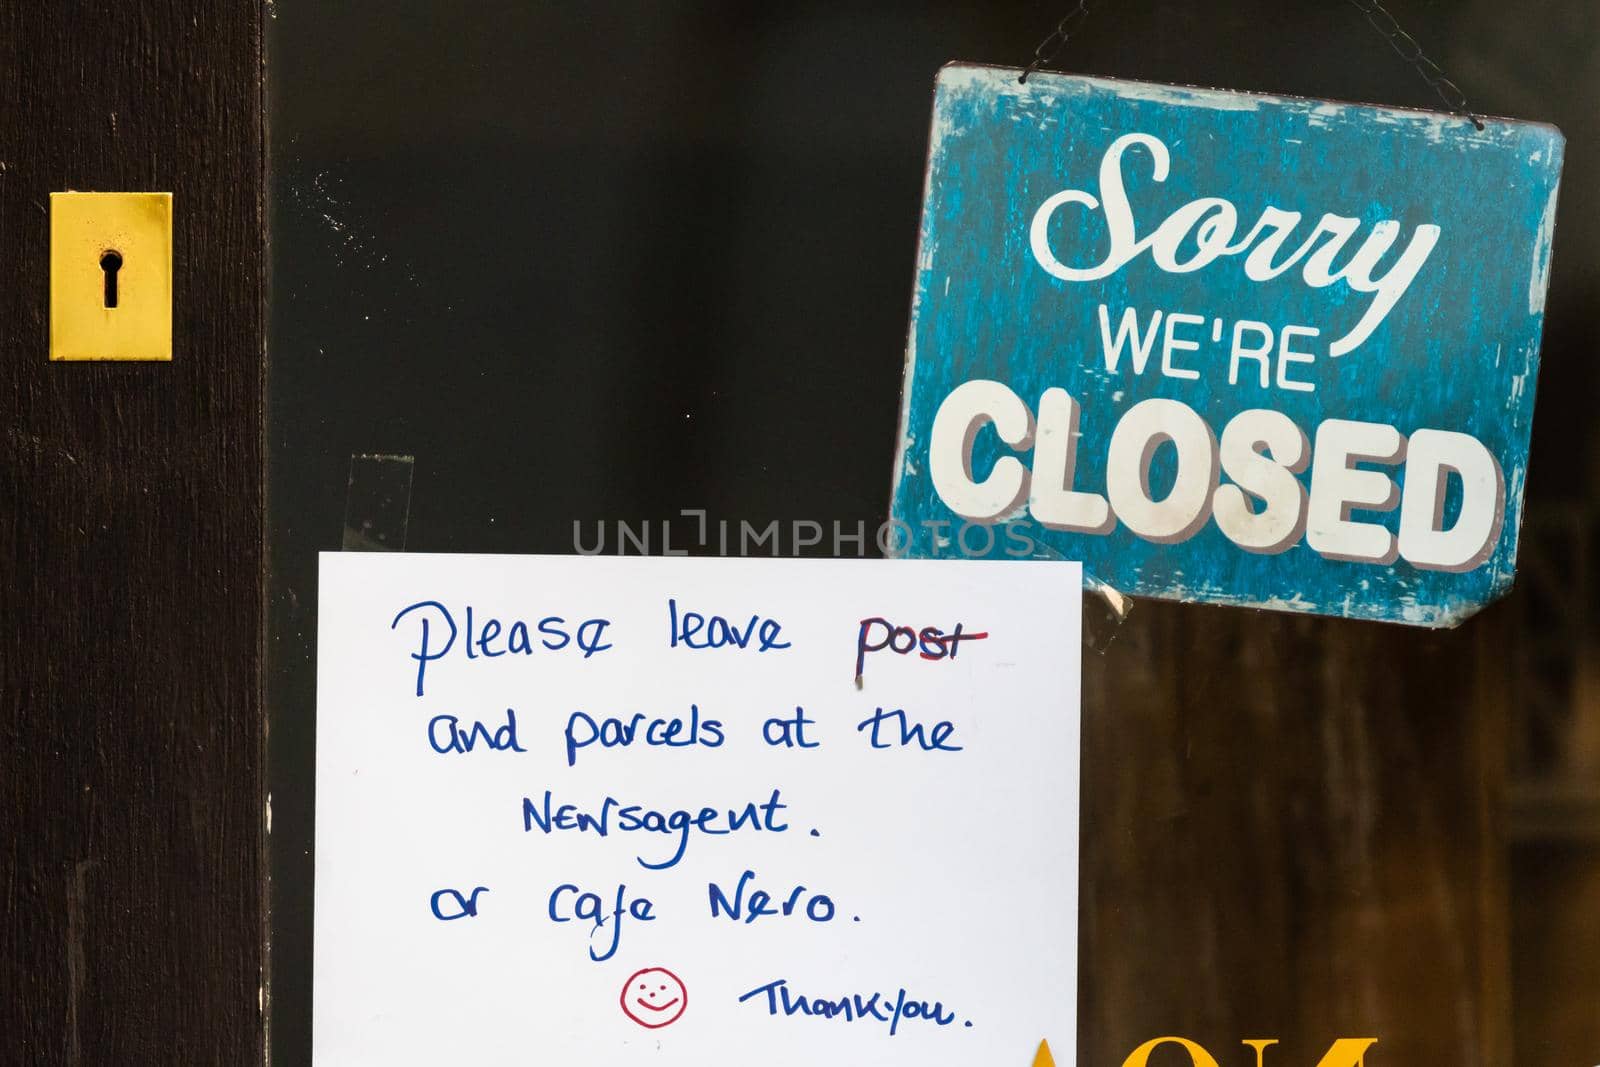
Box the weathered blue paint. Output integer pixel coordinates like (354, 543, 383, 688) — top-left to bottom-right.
(889, 64, 1564, 626)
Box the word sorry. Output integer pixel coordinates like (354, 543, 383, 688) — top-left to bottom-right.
(1030, 131, 1437, 357)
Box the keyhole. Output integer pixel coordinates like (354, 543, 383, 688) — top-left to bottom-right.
(100, 250, 122, 309)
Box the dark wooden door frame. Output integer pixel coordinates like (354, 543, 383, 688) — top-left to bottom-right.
(1, 2, 266, 1064)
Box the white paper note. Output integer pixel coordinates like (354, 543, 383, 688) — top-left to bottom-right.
(313, 553, 1081, 1066)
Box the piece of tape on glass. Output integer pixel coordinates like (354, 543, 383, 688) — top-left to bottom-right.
(1083, 572, 1133, 654)
(342, 453, 415, 551)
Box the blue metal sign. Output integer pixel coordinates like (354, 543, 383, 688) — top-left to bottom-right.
(889, 65, 1564, 626)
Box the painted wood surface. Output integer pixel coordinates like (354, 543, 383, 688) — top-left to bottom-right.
(890, 64, 1564, 626)
(0, 1, 265, 1063)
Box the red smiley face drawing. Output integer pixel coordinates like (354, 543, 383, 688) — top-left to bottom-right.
(620, 966, 687, 1029)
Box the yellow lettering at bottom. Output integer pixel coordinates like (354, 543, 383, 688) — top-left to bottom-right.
(1121, 1037, 1222, 1067)
(1119, 1037, 1379, 1067)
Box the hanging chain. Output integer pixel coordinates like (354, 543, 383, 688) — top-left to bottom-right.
(1019, 0, 1484, 130)
(1019, 0, 1100, 84)
(1343, 0, 1483, 129)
